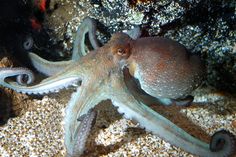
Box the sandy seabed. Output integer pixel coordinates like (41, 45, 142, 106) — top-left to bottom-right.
(0, 57, 236, 157)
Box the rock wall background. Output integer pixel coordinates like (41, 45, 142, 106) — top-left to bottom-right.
(42, 0, 236, 92)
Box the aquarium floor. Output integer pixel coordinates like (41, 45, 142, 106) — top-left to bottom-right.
(0, 57, 235, 157)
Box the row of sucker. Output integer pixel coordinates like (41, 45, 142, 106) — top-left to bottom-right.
(17, 78, 80, 95)
(69, 109, 97, 157)
(111, 96, 236, 157)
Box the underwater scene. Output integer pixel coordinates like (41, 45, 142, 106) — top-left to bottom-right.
(0, 0, 235, 156)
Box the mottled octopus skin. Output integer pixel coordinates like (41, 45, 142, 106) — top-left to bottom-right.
(127, 36, 205, 100)
(0, 17, 235, 157)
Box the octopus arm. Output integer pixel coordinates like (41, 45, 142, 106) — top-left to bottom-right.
(110, 76, 236, 157)
(0, 67, 34, 85)
(72, 17, 99, 61)
(64, 85, 107, 156)
(0, 67, 80, 95)
(28, 52, 74, 76)
(124, 26, 141, 40)
(70, 109, 97, 157)
(29, 17, 99, 76)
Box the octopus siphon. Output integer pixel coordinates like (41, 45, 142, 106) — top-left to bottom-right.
(0, 17, 235, 157)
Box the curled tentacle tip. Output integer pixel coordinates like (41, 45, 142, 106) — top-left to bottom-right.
(210, 130, 236, 156)
(16, 74, 34, 85)
(0, 67, 35, 85)
(23, 35, 34, 51)
(15, 68, 35, 85)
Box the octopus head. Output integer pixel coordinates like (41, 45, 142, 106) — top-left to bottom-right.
(108, 33, 133, 65)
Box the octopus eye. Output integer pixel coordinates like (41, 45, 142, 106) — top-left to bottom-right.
(117, 48, 126, 56)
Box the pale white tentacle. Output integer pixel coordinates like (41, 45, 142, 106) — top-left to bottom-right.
(64, 83, 107, 156)
(28, 52, 74, 76)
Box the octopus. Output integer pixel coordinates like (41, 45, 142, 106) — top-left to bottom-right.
(0, 17, 235, 157)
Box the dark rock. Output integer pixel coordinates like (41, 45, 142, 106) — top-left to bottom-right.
(0, 89, 15, 125)
(86, 0, 236, 92)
